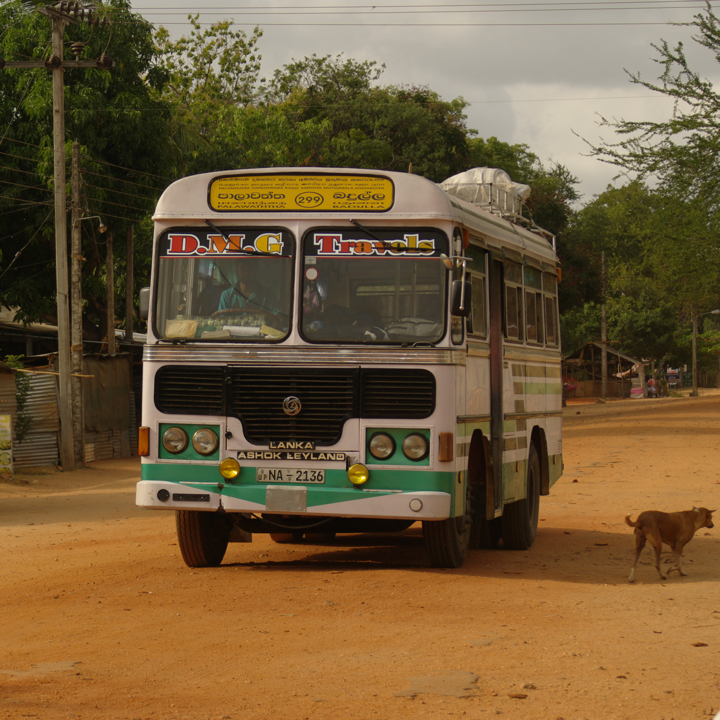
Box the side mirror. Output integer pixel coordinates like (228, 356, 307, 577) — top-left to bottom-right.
(451, 280, 472, 317)
(139, 287, 150, 321)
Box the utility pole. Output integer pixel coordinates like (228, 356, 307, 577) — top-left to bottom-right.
(1, 3, 111, 471)
(71, 142, 84, 466)
(107, 230, 116, 355)
(126, 226, 134, 343)
(600, 251, 608, 400)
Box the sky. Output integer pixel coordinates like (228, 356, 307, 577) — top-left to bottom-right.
(130, 0, 720, 205)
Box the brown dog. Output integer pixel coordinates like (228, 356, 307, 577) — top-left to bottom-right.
(625, 507, 714, 582)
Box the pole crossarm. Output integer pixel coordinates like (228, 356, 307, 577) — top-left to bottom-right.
(1, 58, 112, 69)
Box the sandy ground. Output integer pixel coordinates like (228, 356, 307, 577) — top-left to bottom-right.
(1, 394, 720, 720)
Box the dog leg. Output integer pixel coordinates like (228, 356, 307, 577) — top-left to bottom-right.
(648, 533, 666, 580)
(667, 545, 686, 577)
(628, 531, 646, 583)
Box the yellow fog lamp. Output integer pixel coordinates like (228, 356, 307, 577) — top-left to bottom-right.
(348, 463, 370, 487)
(219, 458, 241, 480)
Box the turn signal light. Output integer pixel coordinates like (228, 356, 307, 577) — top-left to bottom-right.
(438, 432, 454, 462)
(138, 426, 149, 456)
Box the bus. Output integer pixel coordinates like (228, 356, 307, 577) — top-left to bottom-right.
(136, 167, 563, 569)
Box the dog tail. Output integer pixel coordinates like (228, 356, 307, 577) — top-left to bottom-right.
(625, 515, 639, 528)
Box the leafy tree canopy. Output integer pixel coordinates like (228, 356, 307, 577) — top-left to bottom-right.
(587, 2, 720, 206)
(0, 0, 172, 337)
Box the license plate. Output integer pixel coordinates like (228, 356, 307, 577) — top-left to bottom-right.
(257, 468, 325, 484)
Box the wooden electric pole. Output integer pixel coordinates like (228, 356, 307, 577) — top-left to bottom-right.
(1, 3, 111, 470)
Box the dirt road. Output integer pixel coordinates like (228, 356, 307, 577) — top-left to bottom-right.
(1, 395, 719, 720)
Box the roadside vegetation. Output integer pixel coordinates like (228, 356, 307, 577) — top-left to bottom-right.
(2, 0, 720, 378)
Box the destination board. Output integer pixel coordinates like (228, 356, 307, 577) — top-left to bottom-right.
(208, 173, 394, 212)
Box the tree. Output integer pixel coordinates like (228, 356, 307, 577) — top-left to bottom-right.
(588, 2, 720, 205)
(154, 15, 263, 169)
(0, 0, 172, 338)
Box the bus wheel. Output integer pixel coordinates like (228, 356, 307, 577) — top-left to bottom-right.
(305, 532, 336, 543)
(269, 532, 305, 543)
(423, 482, 473, 568)
(175, 510, 230, 568)
(501, 445, 541, 550)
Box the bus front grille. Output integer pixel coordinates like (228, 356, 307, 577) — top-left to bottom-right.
(154, 366, 436, 446)
(155, 366, 225, 415)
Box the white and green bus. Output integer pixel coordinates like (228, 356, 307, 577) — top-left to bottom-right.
(136, 167, 563, 569)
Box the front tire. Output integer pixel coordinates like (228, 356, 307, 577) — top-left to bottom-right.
(176, 511, 230, 567)
(423, 477, 475, 568)
(501, 444, 541, 550)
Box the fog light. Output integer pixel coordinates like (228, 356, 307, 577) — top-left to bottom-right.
(157, 488, 170, 502)
(219, 458, 241, 480)
(348, 463, 369, 486)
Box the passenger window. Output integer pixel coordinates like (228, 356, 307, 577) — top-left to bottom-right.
(505, 260, 523, 341)
(505, 285, 523, 340)
(469, 274, 487, 337)
(543, 272, 559, 347)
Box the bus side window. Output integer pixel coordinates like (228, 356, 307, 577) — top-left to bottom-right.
(523, 266, 543, 344)
(543, 271, 559, 346)
(468, 274, 487, 337)
(504, 260, 523, 341)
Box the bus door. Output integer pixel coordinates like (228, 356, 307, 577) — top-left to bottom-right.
(489, 257, 504, 517)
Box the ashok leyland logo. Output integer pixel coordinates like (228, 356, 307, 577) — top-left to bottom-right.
(283, 396, 301, 416)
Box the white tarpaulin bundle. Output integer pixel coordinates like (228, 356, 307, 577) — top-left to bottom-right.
(440, 167, 531, 215)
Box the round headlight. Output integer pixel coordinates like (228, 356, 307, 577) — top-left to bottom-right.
(348, 463, 370, 486)
(368, 432, 396, 461)
(219, 458, 241, 480)
(162, 426, 189, 454)
(402, 433, 429, 461)
(193, 428, 219, 456)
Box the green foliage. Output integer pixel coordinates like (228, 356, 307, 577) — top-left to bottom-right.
(155, 15, 262, 158)
(560, 302, 601, 355)
(4, 355, 32, 442)
(187, 53, 475, 182)
(588, 2, 720, 205)
(0, 0, 172, 338)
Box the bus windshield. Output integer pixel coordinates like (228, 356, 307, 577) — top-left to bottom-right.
(153, 227, 294, 342)
(301, 228, 449, 344)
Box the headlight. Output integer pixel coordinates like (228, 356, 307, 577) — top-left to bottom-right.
(162, 426, 189, 454)
(368, 432, 396, 460)
(193, 428, 219, 456)
(402, 433, 429, 461)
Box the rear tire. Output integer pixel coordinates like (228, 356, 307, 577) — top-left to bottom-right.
(305, 532, 337, 543)
(501, 444, 541, 550)
(269, 532, 305, 543)
(176, 511, 230, 567)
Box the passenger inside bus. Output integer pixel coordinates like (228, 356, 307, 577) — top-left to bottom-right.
(214, 260, 281, 317)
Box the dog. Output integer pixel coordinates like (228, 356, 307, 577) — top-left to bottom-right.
(625, 507, 714, 582)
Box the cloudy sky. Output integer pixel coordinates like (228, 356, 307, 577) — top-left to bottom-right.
(131, 0, 719, 204)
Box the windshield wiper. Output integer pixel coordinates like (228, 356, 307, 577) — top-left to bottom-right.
(349, 219, 428, 253)
(205, 220, 291, 257)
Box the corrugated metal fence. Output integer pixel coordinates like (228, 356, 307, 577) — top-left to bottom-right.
(1, 356, 139, 469)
